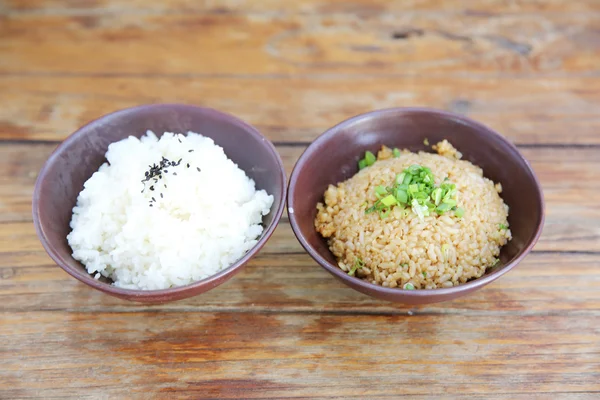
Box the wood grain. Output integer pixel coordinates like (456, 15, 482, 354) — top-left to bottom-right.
(1, 10, 599, 77)
(2, 0, 600, 398)
(3, 248, 600, 313)
(2, 75, 600, 144)
(4, 0, 600, 14)
(2, 310, 600, 399)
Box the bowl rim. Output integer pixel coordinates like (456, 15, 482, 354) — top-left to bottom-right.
(287, 106, 545, 298)
(32, 103, 287, 298)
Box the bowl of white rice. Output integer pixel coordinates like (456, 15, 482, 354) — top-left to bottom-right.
(33, 104, 286, 303)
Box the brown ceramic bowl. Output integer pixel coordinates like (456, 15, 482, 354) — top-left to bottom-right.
(32, 104, 286, 303)
(288, 108, 544, 304)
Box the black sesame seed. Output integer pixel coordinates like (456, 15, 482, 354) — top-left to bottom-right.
(188, 149, 194, 153)
(178, 138, 182, 143)
(197, 167, 201, 172)
(164, 169, 168, 173)
(160, 193, 164, 198)
(186, 163, 190, 168)
(152, 197, 156, 202)
(150, 186, 154, 191)
(149, 204, 153, 207)
(173, 172, 177, 176)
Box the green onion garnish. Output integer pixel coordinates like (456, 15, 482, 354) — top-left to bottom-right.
(422, 271, 427, 278)
(436, 202, 452, 214)
(381, 194, 397, 207)
(403, 282, 415, 290)
(499, 223, 508, 230)
(394, 188, 408, 204)
(363, 160, 461, 220)
(348, 257, 364, 276)
(443, 198, 457, 208)
(375, 185, 388, 197)
(408, 164, 422, 175)
(358, 150, 377, 170)
(432, 187, 442, 206)
(393, 148, 401, 158)
(395, 173, 405, 185)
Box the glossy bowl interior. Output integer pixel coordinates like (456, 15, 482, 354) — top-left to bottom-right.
(33, 104, 286, 303)
(288, 108, 544, 304)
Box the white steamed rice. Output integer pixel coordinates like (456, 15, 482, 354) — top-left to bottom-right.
(67, 131, 274, 290)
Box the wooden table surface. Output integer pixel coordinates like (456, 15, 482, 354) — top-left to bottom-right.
(2, 1, 600, 398)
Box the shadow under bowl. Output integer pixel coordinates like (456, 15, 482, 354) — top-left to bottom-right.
(288, 107, 544, 304)
(32, 104, 286, 303)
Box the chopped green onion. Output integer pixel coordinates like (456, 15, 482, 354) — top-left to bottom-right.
(444, 191, 456, 202)
(436, 202, 452, 213)
(381, 194, 397, 207)
(422, 271, 427, 277)
(364, 161, 462, 220)
(499, 223, 508, 230)
(395, 173, 405, 185)
(364, 151, 376, 166)
(365, 204, 377, 214)
(403, 282, 415, 290)
(432, 188, 442, 205)
(411, 199, 429, 220)
(394, 189, 408, 204)
(379, 209, 390, 219)
(358, 150, 377, 170)
(442, 198, 457, 208)
(348, 257, 364, 276)
(413, 191, 428, 200)
(408, 164, 421, 175)
(375, 185, 388, 197)
(393, 148, 401, 158)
